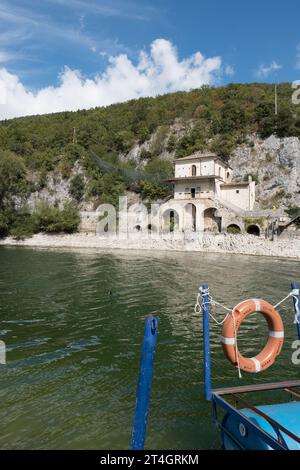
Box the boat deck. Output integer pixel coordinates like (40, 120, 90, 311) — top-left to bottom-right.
(212, 380, 300, 450)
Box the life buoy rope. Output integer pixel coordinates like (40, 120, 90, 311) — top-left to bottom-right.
(222, 299, 284, 373)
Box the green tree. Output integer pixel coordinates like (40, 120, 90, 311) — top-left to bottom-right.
(167, 134, 177, 152)
(0, 151, 28, 210)
(0, 211, 9, 237)
(69, 174, 85, 202)
(34, 202, 80, 233)
(114, 130, 135, 153)
(141, 180, 170, 201)
(9, 208, 38, 240)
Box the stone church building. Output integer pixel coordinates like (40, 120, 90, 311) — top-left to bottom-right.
(163, 152, 256, 233)
(80, 151, 288, 238)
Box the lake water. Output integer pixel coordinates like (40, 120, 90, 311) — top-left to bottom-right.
(0, 246, 299, 449)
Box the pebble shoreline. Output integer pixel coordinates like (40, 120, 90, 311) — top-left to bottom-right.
(1, 233, 300, 260)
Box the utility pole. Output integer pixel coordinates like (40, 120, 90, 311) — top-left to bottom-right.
(274, 83, 278, 116)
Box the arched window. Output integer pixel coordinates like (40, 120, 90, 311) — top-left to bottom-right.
(192, 165, 197, 176)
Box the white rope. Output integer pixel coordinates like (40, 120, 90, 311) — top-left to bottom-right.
(194, 293, 231, 325)
(210, 298, 232, 313)
(196, 289, 298, 317)
(273, 292, 294, 309)
(232, 312, 242, 379)
(207, 298, 231, 326)
(196, 291, 242, 378)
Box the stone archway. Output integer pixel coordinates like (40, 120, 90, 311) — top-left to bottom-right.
(162, 209, 180, 233)
(247, 224, 260, 236)
(203, 207, 221, 233)
(227, 224, 241, 234)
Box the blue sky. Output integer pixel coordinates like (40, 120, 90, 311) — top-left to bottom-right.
(0, 0, 299, 118)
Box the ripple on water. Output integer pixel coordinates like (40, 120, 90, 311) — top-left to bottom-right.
(0, 247, 299, 449)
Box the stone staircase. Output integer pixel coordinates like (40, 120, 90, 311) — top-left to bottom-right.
(212, 197, 246, 217)
(212, 197, 286, 220)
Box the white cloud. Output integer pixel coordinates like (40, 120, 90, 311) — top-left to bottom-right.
(45, 0, 156, 21)
(0, 1, 133, 59)
(0, 39, 222, 120)
(255, 61, 282, 78)
(225, 65, 235, 77)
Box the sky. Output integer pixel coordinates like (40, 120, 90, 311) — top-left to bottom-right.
(0, 0, 299, 119)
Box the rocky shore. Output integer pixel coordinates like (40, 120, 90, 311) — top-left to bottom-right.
(0, 232, 300, 259)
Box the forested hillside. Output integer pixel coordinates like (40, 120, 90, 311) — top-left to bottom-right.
(0, 83, 299, 238)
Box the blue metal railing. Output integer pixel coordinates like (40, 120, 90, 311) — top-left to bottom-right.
(291, 282, 300, 340)
(201, 284, 212, 401)
(131, 315, 158, 450)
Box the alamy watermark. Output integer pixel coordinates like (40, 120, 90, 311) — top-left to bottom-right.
(88, 196, 206, 242)
(292, 340, 300, 365)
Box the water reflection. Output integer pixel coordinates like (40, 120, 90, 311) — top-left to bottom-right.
(0, 246, 299, 449)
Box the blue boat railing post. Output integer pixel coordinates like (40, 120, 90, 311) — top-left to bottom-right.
(201, 284, 212, 401)
(291, 282, 300, 340)
(131, 315, 158, 450)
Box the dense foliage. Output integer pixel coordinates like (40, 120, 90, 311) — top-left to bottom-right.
(0, 83, 299, 236)
(3, 200, 80, 240)
(0, 151, 80, 238)
(1, 83, 299, 170)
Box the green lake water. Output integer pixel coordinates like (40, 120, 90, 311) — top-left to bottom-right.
(0, 246, 299, 449)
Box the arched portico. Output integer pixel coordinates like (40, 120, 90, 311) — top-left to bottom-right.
(203, 207, 221, 232)
(184, 203, 197, 231)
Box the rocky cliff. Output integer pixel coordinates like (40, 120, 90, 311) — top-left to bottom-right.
(123, 129, 300, 211)
(24, 131, 300, 213)
(230, 135, 300, 210)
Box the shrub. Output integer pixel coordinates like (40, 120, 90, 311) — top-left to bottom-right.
(34, 202, 80, 233)
(114, 130, 135, 153)
(141, 159, 173, 201)
(266, 152, 273, 162)
(272, 189, 286, 204)
(243, 173, 259, 184)
(136, 126, 150, 144)
(150, 126, 169, 156)
(166, 134, 177, 152)
(141, 180, 170, 201)
(9, 209, 38, 240)
(0, 151, 28, 209)
(69, 174, 85, 202)
(0, 211, 9, 238)
(144, 159, 173, 178)
(176, 121, 208, 158)
(59, 202, 81, 233)
(140, 148, 153, 161)
(210, 134, 235, 160)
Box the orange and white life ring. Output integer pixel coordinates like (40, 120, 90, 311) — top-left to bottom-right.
(221, 299, 284, 373)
